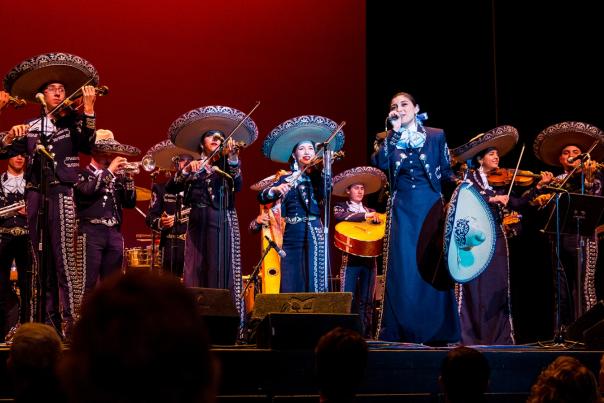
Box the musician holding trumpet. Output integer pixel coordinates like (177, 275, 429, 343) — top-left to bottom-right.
(75, 129, 139, 297)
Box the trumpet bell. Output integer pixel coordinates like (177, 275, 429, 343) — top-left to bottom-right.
(141, 155, 156, 172)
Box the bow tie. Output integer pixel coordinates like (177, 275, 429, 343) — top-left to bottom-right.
(395, 129, 425, 149)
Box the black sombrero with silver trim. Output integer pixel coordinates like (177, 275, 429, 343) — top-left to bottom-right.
(168, 105, 258, 153)
(93, 129, 140, 157)
(451, 125, 519, 162)
(146, 140, 200, 170)
(3, 52, 99, 102)
(332, 166, 387, 197)
(533, 121, 604, 167)
(262, 115, 345, 163)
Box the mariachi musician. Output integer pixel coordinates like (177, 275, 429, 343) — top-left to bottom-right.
(533, 121, 604, 326)
(258, 115, 345, 293)
(448, 126, 552, 345)
(145, 140, 198, 278)
(0, 152, 33, 339)
(167, 105, 258, 317)
(0, 52, 99, 339)
(248, 172, 288, 294)
(75, 129, 139, 296)
(332, 166, 387, 338)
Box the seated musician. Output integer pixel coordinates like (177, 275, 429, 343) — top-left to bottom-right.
(450, 126, 552, 345)
(533, 121, 604, 327)
(332, 166, 386, 338)
(75, 130, 139, 296)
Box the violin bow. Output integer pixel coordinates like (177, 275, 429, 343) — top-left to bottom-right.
(506, 143, 525, 198)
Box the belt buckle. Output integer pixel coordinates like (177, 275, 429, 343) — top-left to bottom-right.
(9, 227, 26, 236)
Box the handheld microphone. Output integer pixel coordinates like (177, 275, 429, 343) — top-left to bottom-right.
(35, 93, 47, 108)
(211, 165, 233, 181)
(567, 153, 590, 163)
(264, 235, 287, 258)
(36, 144, 54, 161)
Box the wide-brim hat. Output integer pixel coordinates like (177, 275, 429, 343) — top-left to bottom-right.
(3, 52, 99, 102)
(168, 105, 259, 153)
(332, 166, 387, 197)
(262, 115, 345, 163)
(533, 121, 604, 167)
(250, 170, 290, 191)
(451, 125, 519, 162)
(444, 182, 496, 283)
(146, 140, 200, 170)
(93, 129, 140, 157)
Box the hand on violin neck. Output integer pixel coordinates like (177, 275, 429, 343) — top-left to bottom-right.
(489, 194, 509, 206)
(81, 85, 96, 115)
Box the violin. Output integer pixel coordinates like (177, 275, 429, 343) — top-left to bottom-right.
(284, 150, 345, 187)
(49, 85, 109, 120)
(486, 168, 542, 187)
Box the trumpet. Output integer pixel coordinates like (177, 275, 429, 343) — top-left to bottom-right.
(117, 155, 156, 175)
(0, 200, 25, 218)
(8, 95, 27, 109)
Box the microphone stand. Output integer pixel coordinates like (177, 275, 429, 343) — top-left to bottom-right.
(240, 241, 274, 301)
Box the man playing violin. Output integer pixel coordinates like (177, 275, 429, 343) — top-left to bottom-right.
(75, 130, 138, 298)
(533, 122, 604, 328)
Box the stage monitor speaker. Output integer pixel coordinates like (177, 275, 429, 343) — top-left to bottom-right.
(564, 300, 604, 347)
(255, 312, 362, 349)
(188, 287, 239, 345)
(251, 292, 353, 321)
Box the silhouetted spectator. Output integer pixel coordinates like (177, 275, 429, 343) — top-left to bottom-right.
(315, 327, 368, 403)
(439, 346, 489, 403)
(7, 322, 64, 403)
(59, 270, 217, 403)
(527, 355, 600, 403)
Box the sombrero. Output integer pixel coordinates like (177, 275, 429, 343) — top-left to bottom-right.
(451, 125, 519, 162)
(533, 121, 604, 167)
(332, 166, 387, 197)
(146, 140, 200, 170)
(250, 170, 290, 191)
(262, 115, 345, 163)
(3, 52, 99, 102)
(168, 105, 258, 153)
(93, 130, 140, 157)
(443, 182, 496, 283)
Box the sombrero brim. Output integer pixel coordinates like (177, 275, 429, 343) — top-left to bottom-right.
(94, 140, 140, 157)
(332, 166, 387, 197)
(444, 182, 496, 283)
(3, 53, 99, 102)
(168, 105, 259, 153)
(533, 121, 604, 167)
(146, 140, 200, 170)
(249, 170, 291, 191)
(451, 125, 519, 162)
(262, 115, 345, 163)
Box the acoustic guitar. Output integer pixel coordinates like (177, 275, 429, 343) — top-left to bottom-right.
(334, 213, 386, 257)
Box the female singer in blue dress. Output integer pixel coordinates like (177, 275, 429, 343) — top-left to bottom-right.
(259, 115, 345, 293)
(372, 91, 460, 343)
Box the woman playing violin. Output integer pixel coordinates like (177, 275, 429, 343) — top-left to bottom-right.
(258, 115, 345, 293)
(451, 127, 551, 345)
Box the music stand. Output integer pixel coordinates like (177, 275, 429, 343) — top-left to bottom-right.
(541, 192, 604, 347)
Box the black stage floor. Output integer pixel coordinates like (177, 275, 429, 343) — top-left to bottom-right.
(1, 342, 602, 402)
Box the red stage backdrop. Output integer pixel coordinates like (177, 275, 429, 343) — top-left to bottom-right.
(0, 0, 366, 277)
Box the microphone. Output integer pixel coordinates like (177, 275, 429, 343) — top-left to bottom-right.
(211, 165, 233, 181)
(36, 144, 54, 160)
(387, 113, 399, 123)
(567, 153, 590, 163)
(171, 156, 181, 163)
(35, 93, 47, 108)
(264, 235, 287, 258)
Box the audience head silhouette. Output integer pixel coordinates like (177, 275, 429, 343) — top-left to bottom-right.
(440, 346, 490, 403)
(527, 355, 599, 403)
(60, 271, 216, 403)
(315, 327, 368, 403)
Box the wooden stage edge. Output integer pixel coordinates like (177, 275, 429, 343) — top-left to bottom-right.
(0, 342, 603, 401)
